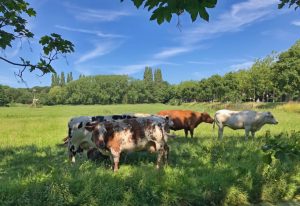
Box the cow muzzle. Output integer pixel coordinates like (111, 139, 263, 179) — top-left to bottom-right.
(98, 140, 106, 149)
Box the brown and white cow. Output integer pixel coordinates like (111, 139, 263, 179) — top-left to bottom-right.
(157, 110, 214, 138)
(85, 116, 173, 171)
(213, 110, 278, 140)
(63, 114, 135, 158)
(68, 115, 173, 167)
(66, 114, 135, 141)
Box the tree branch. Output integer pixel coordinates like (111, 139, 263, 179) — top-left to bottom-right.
(0, 56, 34, 67)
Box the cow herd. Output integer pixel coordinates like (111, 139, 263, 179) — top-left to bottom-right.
(64, 109, 278, 171)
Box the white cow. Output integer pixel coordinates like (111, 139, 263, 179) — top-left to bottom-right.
(213, 110, 278, 140)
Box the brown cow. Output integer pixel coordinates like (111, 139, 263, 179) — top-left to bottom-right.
(157, 110, 214, 138)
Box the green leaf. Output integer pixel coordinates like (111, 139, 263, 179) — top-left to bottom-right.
(203, 0, 217, 8)
(274, 150, 286, 161)
(263, 154, 272, 164)
(190, 9, 198, 22)
(199, 7, 209, 21)
(165, 12, 172, 22)
(133, 0, 145, 8)
(26, 8, 36, 17)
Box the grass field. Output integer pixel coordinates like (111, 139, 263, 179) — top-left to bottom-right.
(0, 103, 299, 205)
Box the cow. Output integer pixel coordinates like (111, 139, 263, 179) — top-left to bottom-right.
(213, 110, 278, 140)
(84, 116, 173, 171)
(65, 114, 136, 162)
(68, 116, 173, 167)
(157, 110, 214, 138)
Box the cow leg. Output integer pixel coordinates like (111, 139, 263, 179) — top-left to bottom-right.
(190, 129, 194, 138)
(156, 148, 165, 169)
(110, 149, 120, 172)
(69, 153, 76, 163)
(245, 128, 250, 141)
(184, 129, 188, 138)
(68, 144, 76, 163)
(218, 127, 224, 140)
(163, 144, 169, 165)
(251, 131, 255, 140)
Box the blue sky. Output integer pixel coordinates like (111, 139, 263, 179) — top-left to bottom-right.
(1, 0, 300, 88)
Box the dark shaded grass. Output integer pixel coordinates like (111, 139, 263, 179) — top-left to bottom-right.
(1, 133, 299, 206)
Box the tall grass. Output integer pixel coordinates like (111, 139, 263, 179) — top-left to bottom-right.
(0, 103, 299, 205)
(276, 102, 300, 113)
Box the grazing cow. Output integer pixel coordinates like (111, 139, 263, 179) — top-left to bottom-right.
(213, 110, 278, 140)
(85, 116, 173, 171)
(157, 110, 214, 138)
(66, 114, 135, 162)
(67, 115, 134, 139)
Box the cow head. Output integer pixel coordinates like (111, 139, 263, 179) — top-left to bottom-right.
(201, 112, 214, 124)
(163, 115, 174, 129)
(154, 115, 174, 132)
(263, 112, 278, 125)
(68, 121, 97, 162)
(85, 122, 107, 148)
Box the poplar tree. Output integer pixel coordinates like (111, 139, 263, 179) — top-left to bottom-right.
(60, 72, 65, 86)
(154, 68, 163, 84)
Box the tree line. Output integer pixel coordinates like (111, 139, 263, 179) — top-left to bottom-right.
(0, 40, 300, 106)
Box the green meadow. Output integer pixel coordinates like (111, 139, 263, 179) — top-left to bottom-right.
(0, 103, 299, 205)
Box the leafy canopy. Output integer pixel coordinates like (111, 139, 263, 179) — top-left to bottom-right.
(0, 0, 74, 79)
(123, 0, 300, 24)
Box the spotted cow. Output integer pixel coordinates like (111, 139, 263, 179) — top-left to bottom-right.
(82, 116, 173, 171)
(66, 114, 135, 162)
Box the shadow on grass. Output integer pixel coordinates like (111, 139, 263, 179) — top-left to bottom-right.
(0, 134, 299, 206)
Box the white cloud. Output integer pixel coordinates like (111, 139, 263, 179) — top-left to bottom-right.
(187, 61, 215, 65)
(154, 47, 191, 59)
(155, 0, 278, 59)
(113, 61, 178, 75)
(74, 66, 92, 76)
(55, 25, 125, 38)
(291, 20, 300, 26)
(229, 61, 254, 71)
(66, 4, 131, 22)
(75, 41, 121, 64)
(182, 0, 277, 45)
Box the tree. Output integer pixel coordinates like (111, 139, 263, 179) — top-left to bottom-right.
(222, 73, 240, 102)
(51, 73, 60, 87)
(176, 81, 199, 102)
(123, 0, 298, 25)
(249, 56, 276, 102)
(0, 85, 10, 106)
(154, 68, 163, 84)
(79, 74, 85, 79)
(278, 0, 300, 9)
(272, 40, 300, 101)
(0, 0, 74, 80)
(143, 67, 153, 84)
(47, 86, 67, 105)
(60, 72, 65, 87)
(66, 72, 73, 83)
(206, 74, 224, 102)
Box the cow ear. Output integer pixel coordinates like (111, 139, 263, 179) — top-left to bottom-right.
(85, 121, 98, 131)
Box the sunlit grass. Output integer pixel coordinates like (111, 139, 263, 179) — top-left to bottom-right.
(0, 103, 299, 205)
